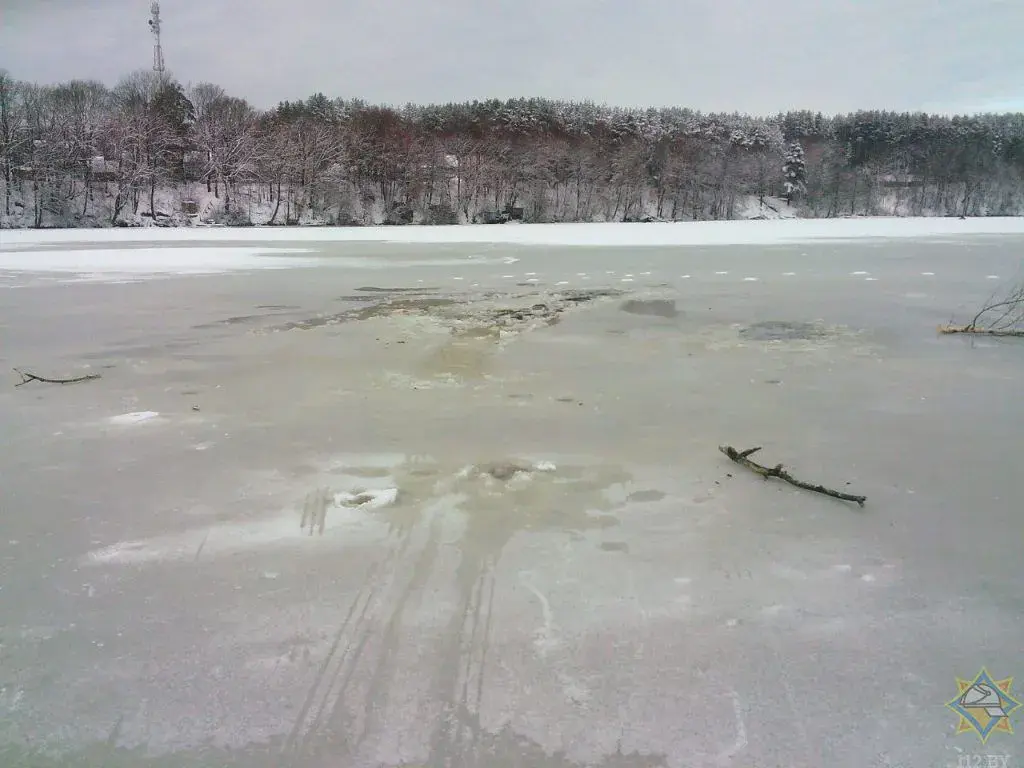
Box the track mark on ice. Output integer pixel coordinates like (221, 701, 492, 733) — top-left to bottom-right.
(921, 271, 935, 276)
(783, 271, 796, 276)
(283, 557, 388, 757)
(850, 271, 869, 276)
(715, 271, 729, 275)
(715, 690, 749, 764)
(987, 275, 1001, 280)
(742, 277, 759, 282)
(520, 574, 560, 656)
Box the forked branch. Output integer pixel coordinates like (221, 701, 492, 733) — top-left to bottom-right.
(719, 445, 866, 507)
(14, 368, 101, 387)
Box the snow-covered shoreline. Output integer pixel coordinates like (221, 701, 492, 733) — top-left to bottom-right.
(3, 216, 1024, 250)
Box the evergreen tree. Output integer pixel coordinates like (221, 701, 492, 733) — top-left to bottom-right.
(782, 140, 806, 205)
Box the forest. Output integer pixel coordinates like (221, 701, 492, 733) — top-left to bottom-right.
(1, 67, 1023, 228)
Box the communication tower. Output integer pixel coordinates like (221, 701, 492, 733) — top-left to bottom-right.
(148, 2, 166, 76)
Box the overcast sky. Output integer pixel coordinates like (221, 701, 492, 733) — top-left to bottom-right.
(2, 0, 1022, 116)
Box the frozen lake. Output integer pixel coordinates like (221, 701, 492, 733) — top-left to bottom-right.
(1, 224, 1022, 767)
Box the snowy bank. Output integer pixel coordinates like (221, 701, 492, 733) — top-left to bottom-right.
(3, 217, 1024, 251)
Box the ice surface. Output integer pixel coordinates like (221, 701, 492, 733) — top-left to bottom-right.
(2, 232, 1023, 767)
(3, 216, 1024, 250)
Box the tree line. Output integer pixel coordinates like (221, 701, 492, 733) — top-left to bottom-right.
(1, 67, 1022, 228)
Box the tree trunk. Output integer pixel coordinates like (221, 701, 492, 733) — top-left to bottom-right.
(33, 180, 42, 228)
(270, 178, 282, 224)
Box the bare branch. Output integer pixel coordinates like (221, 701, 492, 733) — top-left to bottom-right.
(943, 278, 1024, 337)
(14, 368, 101, 387)
(719, 445, 866, 507)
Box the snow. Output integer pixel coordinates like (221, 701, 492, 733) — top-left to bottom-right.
(108, 411, 160, 425)
(3, 217, 1023, 252)
(0, 246, 318, 276)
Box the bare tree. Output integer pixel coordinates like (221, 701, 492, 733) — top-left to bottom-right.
(110, 71, 193, 221)
(191, 86, 259, 216)
(49, 80, 110, 217)
(19, 83, 70, 227)
(0, 70, 30, 217)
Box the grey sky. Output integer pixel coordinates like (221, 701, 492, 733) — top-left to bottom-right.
(2, 0, 1022, 116)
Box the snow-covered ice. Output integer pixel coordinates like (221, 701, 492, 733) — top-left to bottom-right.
(3, 216, 1024, 251)
(0, 246, 318, 276)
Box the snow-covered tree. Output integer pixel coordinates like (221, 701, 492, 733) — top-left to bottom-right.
(3, 62, 1024, 227)
(782, 140, 807, 205)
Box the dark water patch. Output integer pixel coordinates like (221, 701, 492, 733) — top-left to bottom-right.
(739, 321, 828, 341)
(620, 299, 679, 318)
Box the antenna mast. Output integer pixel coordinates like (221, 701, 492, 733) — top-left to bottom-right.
(148, 1, 166, 77)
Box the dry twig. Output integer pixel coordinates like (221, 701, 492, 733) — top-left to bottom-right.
(14, 368, 101, 387)
(719, 445, 866, 507)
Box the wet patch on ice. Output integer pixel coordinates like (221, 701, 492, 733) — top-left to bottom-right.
(267, 296, 457, 331)
(192, 312, 288, 329)
(81, 453, 632, 568)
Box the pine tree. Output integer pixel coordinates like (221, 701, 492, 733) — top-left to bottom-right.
(782, 141, 806, 205)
